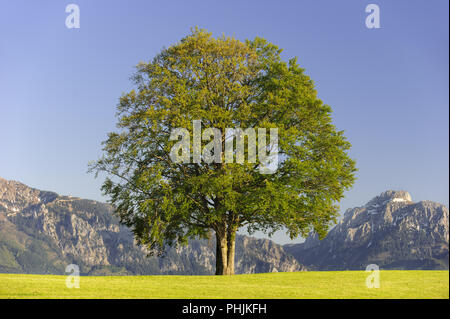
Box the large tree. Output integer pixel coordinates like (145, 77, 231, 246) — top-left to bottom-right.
(90, 28, 356, 275)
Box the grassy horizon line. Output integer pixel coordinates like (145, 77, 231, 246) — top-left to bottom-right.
(0, 270, 448, 299)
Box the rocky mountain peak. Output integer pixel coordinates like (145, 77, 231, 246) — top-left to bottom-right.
(285, 190, 449, 270)
(367, 190, 412, 205)
(0, 178, 58, 215)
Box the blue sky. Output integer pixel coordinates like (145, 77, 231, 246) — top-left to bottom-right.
(0, 0, 448, 244)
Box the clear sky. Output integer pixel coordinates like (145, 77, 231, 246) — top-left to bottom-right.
(0, 0, 448, 244)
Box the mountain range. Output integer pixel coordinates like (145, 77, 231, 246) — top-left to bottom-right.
(285, 190, 449, 270)
(0, 177, 448, 274)
(0, 177, 303, 275)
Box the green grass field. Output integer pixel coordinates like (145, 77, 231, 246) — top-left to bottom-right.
(0, 271, 448, 299)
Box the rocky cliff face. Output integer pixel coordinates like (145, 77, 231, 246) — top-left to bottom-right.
(0, 177, 304, 275)
(284, 191, 449, 270)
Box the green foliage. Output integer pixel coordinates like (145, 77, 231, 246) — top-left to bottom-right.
(0, 231, 66, 275)
(90, 28, 356, 263)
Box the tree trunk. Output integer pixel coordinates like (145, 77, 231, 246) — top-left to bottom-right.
(215, 226, 237, 275)
(215, 230, 228, 275)
(226, 226, 236, 275)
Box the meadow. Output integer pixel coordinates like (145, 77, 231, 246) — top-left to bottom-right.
(0, 270, 448, 299)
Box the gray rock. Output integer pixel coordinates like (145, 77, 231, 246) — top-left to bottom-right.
(284, 191, 449, 270)
(0, 177, 305, 275)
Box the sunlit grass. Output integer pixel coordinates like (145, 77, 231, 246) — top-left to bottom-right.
(0, 271, 448, 299)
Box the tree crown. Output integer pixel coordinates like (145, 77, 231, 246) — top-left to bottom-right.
(90, 28, 356, 255)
